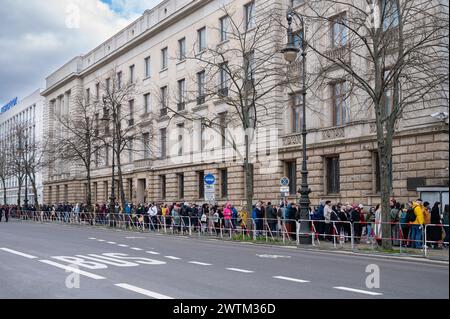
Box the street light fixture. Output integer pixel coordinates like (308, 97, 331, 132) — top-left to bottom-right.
(282, 8, 311, 244)
(101, 96, 116, 221)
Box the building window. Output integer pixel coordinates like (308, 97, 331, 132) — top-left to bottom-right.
(244, 51, 255, 81)
(220, 16, 229, 42)
(177, 123, 184, 156)
(95, 83, 100, 99)
(326, 156, 340, 194)
(219, 62, 229, 96)
(219, 112, 227, 148)
(117, 71, 122, 89)
(383, 69, 397, 116)
(160, 175, 166, 199)
(128, 99, 134, 126)
(177, 173, 184, 199)
(144, 93, 150, 114)
(245, 1, 255, 30)
(86, 88, 90, 105)
(160, 86, 168, 116)
(198, 27, 206, 52)
(144, 57, 151, 78)
(105, 145, 109, 166)
(106, 78, 111, 93)
(143, 133, 150, 159)
(382, 0, 399, 31)
(221, 168, 228, 198)
(372, 151, 381, 193)
(178, 38, 186, 61)
(160, 128, 167, 158)
(177, 79, 186, 111)
(128, 137, 133, 163)
(64, 185, 68, 202)
(161, 47, 168, 70)
(287, 161, 297, 195)
(197, 71, 205, 105)
(330, 12, 348, 48)
(331, 81, 350, 126)
(103, 181, 108, 200)
(200, 121, 206, 151)
(291, 93, 302, 133)
(129, 65, 135, 83)
(198, 171, 205, 199)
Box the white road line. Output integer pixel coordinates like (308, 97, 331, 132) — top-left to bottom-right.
(97, 239, 105, 242)
(115, 283, 173, 299)
(39, 260, 105, 280)
(189, 261, 212, 266)
(0, 248, 38, 259)
(107, 241, 117, 244)
(88, 237, 96, 240)
(273, 276, 310, 283)
(118, 244, 129, 247)
(226, 268, 254, 273)
(333, 286, 383, 296)
(164, 256, 181, 260)
(125, 237, 145, 239)
(130, 247, 143, 251)
(146, 251, 160, 255)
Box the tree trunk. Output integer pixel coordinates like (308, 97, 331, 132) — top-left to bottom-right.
(86, 167, 92, 211)
(378, 143, 393, 250)
(1, 180, 6, 205)
(116, 149, 126, 210)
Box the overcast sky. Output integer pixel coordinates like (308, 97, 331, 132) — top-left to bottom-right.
(0, 0, 162, 106)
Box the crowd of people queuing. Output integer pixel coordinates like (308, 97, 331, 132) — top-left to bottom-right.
(1, 198, 448, 249)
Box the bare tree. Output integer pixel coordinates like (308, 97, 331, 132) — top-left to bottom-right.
(0, 148, 10, 205)
(9, 124, 27, 207)
(162, 5, 287, 211)
(292, 0, 449, 248)
(54, 89, 103, 210)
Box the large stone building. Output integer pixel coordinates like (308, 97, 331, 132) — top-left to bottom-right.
(41, 0, 449, 209)
(0, 89, 45, 205)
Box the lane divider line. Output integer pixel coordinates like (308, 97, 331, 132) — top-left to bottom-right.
(226, 268, 254, 273)
(164, 256, 181, 260)
(115, 283, 173, 299)
(39, 260, 105, 280)
(0, 248, 38, 259)
(107, 242, 116, 244)
(130, 248, 143, 251)
(188, 261, 212, 266)
(88, 237, 96, 240)
(333, 286, 383, 296)
(146, 251, 160, 255)
(273, 276, 310, 283)
(118, 244, 129, 247)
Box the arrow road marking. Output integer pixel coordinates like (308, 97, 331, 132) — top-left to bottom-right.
(115, 283, 173, 299)
(333, 286, 383, 296)
(0, 248, 38, 259)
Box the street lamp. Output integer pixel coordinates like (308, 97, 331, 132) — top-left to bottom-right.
(101, 97, 116, 220)
(282, 8, 311, 244)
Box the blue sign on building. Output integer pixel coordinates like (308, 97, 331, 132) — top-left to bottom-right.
(1, 97, 18, 114)
(204, 174, 216, 185)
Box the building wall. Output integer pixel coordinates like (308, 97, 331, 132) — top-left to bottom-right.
(41, 0, 449, 208)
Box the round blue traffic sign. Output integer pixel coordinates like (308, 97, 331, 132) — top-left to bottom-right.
(280, 177, 289, 186)
(204, 174, 216, 185)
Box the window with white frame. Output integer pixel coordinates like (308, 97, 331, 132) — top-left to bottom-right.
(331, 81, 350, 126)
(220, 16, 229, 42)
(330, 12, 348, 48)
(245, 2, 255, 30)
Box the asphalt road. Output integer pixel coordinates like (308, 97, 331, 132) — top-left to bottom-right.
(0, 221, 448, 299)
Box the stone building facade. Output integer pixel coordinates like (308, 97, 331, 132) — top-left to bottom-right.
(41, 0, 449, 208)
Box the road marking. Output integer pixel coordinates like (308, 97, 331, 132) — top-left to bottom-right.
(189, 261, 212, 266)
(107, 241, 117, 244)
(0, 248, 38, 259)
(39, 260, 105, 279)
(97, 239, 105, 242)
(115, 283, 173, 299)
(130, 247, 143, 251)
(226, 268, 254, 273)
(125, 236, 145, 239)
(118, 244, 129, 247)
(273, 276, 310, 283)
(88, 237, 96, 240)
(333, 286, 383, 296)
(146, 251, 160, 255)
(164, 256, 181, 260)
(257, 254, 291, 259)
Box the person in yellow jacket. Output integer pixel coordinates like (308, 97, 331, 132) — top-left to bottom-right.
(410, 199, 425, 249)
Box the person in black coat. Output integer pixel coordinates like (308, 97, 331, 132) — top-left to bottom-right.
(429, 202, 442, 248)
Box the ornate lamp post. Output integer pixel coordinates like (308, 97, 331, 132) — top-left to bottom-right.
(101, 97, 116, 220)
(281, 8, 311, 244)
